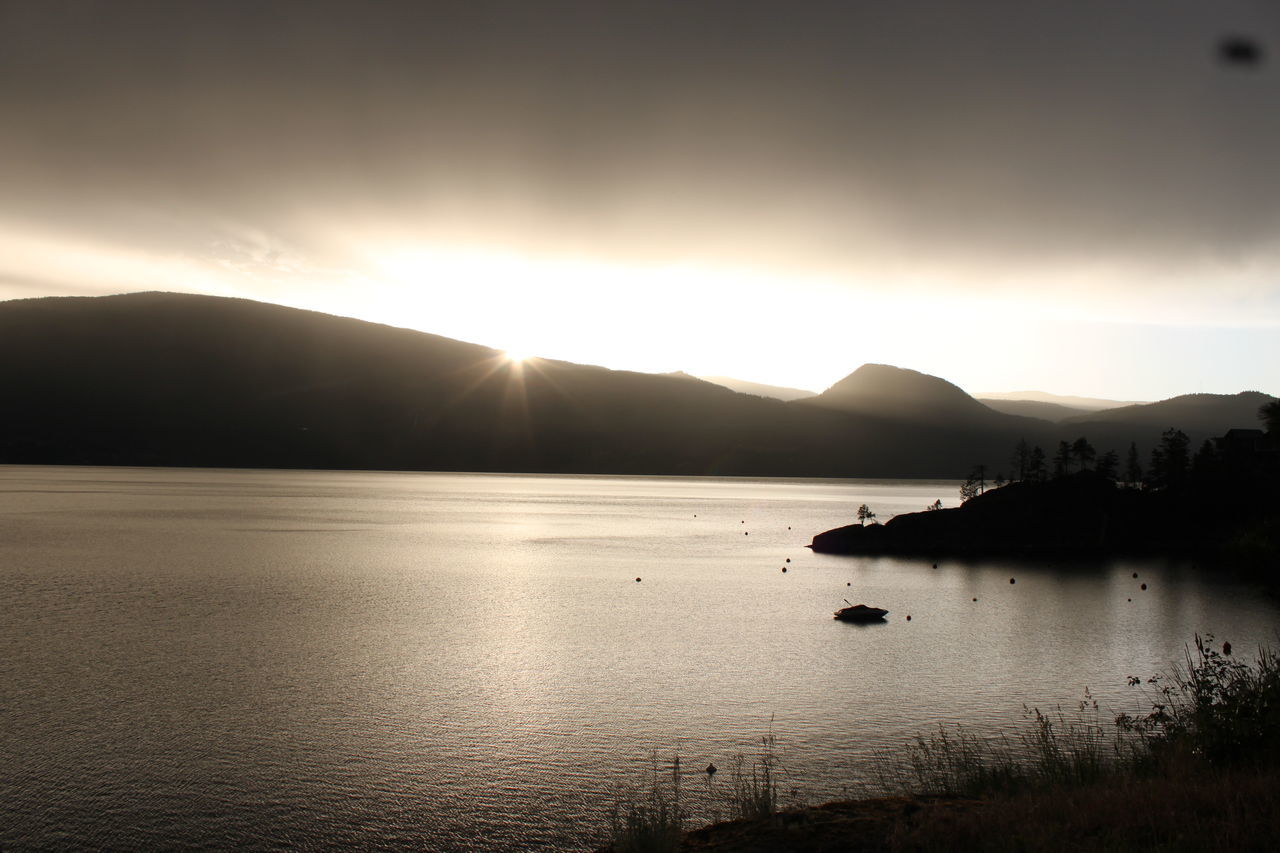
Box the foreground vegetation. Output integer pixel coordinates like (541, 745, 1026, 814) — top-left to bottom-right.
(602, 635, 1280, 851)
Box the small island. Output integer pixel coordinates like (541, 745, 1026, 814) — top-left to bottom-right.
(810, 426, 1279, 569)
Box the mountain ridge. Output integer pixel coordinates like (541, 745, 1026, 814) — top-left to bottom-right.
(0, 292, 1270, 478)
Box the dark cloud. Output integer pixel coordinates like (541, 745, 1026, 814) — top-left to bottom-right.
(2, 0, 1279, 278)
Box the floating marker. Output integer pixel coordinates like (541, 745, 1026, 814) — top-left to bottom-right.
(1133, 572, 1138, 579)
(635, 577, 642, 583)
(781, 567, 787, 573)
(847, 582, 852, 586)
(973, 597, 978, 602)
(1010, 578, 1016, 584)
(906, 615, 912, 621)
(785, 558, 790, 563)
(932, 563, 938, 569)
(1141, 583, 1148, 590)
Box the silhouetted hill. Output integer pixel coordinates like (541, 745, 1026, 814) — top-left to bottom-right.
(807, 364, 1013, 425)
(1064, 392, 1275, 433)
(0, 292, 1028, 477)
(2, 293, 1265, 479)
(1055, 391, 1276, 463)
(697, 375, 817, 401)
(976, 398, 1089, 422)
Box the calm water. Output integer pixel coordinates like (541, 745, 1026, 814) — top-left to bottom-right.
(2, 466, 1277, 850)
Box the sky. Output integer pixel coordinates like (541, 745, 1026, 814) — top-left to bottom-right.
(2, 0, 1279, 402)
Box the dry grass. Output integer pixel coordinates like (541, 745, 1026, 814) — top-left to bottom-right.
(887, 764, 1280, 852)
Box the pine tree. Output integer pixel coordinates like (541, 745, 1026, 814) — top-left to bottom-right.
(1071, 437, 1096, 471)
(1028, 446, 1047, 482)
(1096, 449, 1119, 480)
(1053, 440, 1073, 478)
(1124, 442, 1143, 488)
(1149, 428, 1190, 489)
(1010, 439, 1031, 482)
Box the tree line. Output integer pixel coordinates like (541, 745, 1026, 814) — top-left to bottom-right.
(961, 400, 1278, 503)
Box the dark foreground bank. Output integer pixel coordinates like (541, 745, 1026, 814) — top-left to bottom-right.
(607, 766, 1280, 852)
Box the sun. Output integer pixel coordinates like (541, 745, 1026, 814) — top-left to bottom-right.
(504, 351, 528, 365)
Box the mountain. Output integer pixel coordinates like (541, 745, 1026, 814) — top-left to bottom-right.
(0, 292, 1008, 477)
(804, 364, 1022, 427)
(1062, 392, 1274, 432)
(697, 375, 817, 401)
(975, 390, 1144, 411)
(2, 293, 1266, 479)
(793, 363, 1062, 475)
(978, 398, 1091, 421)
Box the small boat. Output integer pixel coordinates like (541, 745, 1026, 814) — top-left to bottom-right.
(833, 601, 889, 622)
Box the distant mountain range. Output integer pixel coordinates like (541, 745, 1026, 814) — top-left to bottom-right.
(697, 375, 817, 401)
(1, 292, 1272, 478)
(975, 390, 1144, 412)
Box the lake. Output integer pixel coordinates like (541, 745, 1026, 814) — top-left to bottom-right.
(2, 466, 1276, 850)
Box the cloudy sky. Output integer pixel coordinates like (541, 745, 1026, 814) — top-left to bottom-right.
(2, 0, 1278, 401)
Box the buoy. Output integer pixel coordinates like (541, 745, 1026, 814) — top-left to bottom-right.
(1141, 583, 1147, 590)
(635, 577, 642, 583)
(906, 615, 912, 621)
(1127, 598, 1132, 602)
(1010, 578, 1016, 584)
(785, 558, 790, 563)
(932, 563, 938, 569)
(972, 597, 978, 602)
(1132, 572, 1138, 579)
(847, 582, 851, 586)
(744, 531, 748, 535)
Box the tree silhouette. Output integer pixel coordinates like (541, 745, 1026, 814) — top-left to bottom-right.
(1071, 436, 1096, 471)
(1053, 440, 1073, 478)
(856, 503, 877, 526)
(1028, 446, 1047, 482)
(1261, 400, 1280, 434)
(1149, 428, 1190, 489)
(959, 464, 987, 501)
(1010, 438, 1031, 482)
(1124, 442, 1143, 488)
(1096, 449, 1119, 480)
(1192, 439, 1219, 482)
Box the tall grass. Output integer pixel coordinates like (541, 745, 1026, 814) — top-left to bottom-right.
(725, 732, 780, 821)
(877, 635, 1280, 799)
(605, 730, 790, 851)
(607, 753, 685, 853)
(875, 692, 1122, 797)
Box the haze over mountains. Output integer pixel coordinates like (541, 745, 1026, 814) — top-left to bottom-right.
(1, 292, 1271, 478)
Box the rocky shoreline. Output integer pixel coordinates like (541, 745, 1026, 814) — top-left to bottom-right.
(808, 471, 1262, 560)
